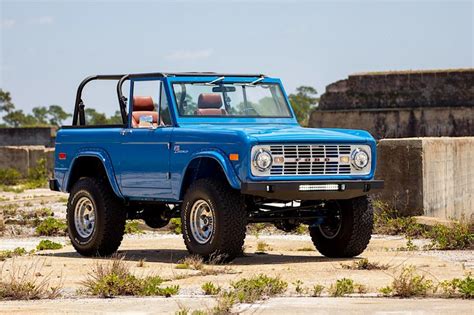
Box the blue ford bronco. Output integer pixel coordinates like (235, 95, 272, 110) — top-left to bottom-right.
(50, 72, 383, 261)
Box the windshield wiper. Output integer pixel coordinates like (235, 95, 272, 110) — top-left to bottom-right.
(204, 76, 225, 86)
(236, 76, 265, 87)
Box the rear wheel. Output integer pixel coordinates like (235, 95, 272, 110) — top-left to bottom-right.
(309, 196, 373, 258)
(67, 177, 126, 256)
(181, 178, 246, 262)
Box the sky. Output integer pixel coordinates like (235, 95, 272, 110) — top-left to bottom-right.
(1, 0, 473, 118)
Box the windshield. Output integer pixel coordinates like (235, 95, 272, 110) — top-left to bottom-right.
(172, 82, 292, 118)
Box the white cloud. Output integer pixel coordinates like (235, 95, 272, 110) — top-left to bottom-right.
(30, 16, 54, 25)
(165, 49, 214, 61)
(1, 19, 16, 29)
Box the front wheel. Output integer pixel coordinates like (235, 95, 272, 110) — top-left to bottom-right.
(181, 178, 247, 261)
(309, 196, 373, 258)
(67, 177, 126, 256)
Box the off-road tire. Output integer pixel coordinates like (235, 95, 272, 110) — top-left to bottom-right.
(67, 177, 126, 256)
(309, 196, 373, 258)
(181, 178, 246, 262)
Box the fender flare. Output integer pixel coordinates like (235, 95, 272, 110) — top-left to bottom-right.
(180, 150, 241, 194)
(65, 149, 124, 200)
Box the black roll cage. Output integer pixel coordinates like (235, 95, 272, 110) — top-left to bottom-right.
(72, 72, 266, 126)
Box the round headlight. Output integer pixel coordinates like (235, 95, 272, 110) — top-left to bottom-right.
(351, 148, 369, 170)
(254, 149, 273, 171)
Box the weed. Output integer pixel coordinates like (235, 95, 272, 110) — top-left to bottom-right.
(0, 169, 22, 186)
(457, 274, 474, 299)
(231, 274, 287, 303)
(0, 260, 62, 300)
(294, 224, 307, 235)
(36, 240, 62, 251)
(35, 217, 67, 236)
(169, 218, 182, 234)
(248, 223, 267, 237)
(124, 220, 144, 234)
(341, 258, 390, 270)
(312, 284, 324, 297)
(329, 278, 355, 297)
(389, 266, 434, 297)
(58, 197, 69, 203)
(81, 256, 178, 298)
(176, 255, 203, 271)
(256, 241, 271, 254)
(425, 222, 473, 250)
(0, 247, 27, 261)
(293, 280, 306, 295)
(379, 286, 393, 296)
(201, 282, 221, 295)
(213, 291, 237, 314)
(137, 259, 146, 267)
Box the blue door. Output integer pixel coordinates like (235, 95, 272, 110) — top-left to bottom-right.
(117, 78, 173, 199)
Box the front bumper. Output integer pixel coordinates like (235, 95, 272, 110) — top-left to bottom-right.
(241, 180, 384, 200)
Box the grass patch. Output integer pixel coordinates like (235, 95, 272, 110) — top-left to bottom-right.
(256, 240, 272, 254)
(175, 255, 203, 270)
(231, 274, 287, 303)
(329, 278, 355, 297)
(35, 217, 67, 236)
(439, 274, 474, 299)
(0, 169, 22, 186)
(0, 260, 62, 300)
(124, 220, 144, 234)
(312, 284, 325, 297)
(201, 281, 221, 295)
(374, 200, 473, 250)
(0, 247, 28, 261)
(425, 222, 473, 250)
(81, 256, 179, 298)
(382, 266, 435, 297)
(341, 258, 390, 270)
(168, 218, 182, 234)
(36, 240, 62, 251)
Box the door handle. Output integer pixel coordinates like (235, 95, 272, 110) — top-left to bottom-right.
(120, 129, 132, 136)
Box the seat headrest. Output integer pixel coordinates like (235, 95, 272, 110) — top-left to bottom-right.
(198, 93, 222, 109)
(133, 96, 154, 111)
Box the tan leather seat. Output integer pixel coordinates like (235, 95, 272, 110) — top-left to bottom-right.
(132, 96, 159, 127)
(195, 93, 227, 116)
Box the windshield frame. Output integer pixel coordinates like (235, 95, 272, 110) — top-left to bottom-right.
(165, 76, 297, 124)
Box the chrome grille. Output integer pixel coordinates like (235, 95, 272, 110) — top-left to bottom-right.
(268, 144, 352, 176)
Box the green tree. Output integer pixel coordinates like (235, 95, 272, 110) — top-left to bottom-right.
(288, 86, 319, 126)
(85, 108, 108, 125)
(48, 105, 71, 126)
(0, 89, 14, 114)
(3, 109, 37, 127)
(32, 106, 49, 125)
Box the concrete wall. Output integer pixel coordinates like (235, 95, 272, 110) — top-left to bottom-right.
(0, 127, 56, 147)
(309, 69, 474, 139)
(0, 146, 54, 176)
(310, 107, 473, 139)
(319, 69, 474, 110)
(375, 137, 474, 220)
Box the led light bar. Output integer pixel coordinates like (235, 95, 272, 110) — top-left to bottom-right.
(299, 184, 340, 191)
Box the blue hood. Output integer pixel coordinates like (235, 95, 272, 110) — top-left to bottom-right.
(180, 123, 374, 144)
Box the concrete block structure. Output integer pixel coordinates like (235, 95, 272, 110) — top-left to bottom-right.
(375, 137, 473, 220)
(0, 127, 56, 147)
(0, 146, 54, 176)
(310, 69, 474, 139)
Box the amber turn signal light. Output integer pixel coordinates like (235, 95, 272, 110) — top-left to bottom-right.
(229, 153, 239, 161)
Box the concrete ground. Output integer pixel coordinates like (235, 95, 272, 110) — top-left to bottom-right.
(1, 296, 473, 315)
(1, 189, 473, 314)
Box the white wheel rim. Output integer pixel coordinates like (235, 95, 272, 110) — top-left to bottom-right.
(74, 196, 96, 238)
(189, 199, 215, 244)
